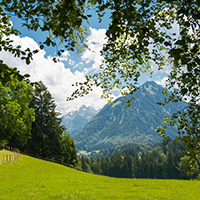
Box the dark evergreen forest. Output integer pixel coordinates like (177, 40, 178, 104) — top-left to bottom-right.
(80, 137, 199, 179)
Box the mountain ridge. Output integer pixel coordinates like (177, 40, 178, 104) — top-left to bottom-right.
(73, 81, 187, 152)
(61, 105, 99, 136)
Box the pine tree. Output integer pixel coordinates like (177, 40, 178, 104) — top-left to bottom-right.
(80, 155, 92, 172)
(121, 154, 133, 178)
(148, 153, 155, 179)
(24, 81, 77, 167)
(133, 152, 141, 178)
(25, 81, 64, 159)
(140, 152, 149, 178)
(166, 150, 175, 179)
(104, 156, 110, 176)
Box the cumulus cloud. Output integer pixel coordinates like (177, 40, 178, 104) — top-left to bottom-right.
(155, 77, 169, 87)
(0, 34, 107, 115)
(81, 27, 107, 72)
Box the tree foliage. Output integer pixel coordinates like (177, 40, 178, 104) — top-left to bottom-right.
(67, 0, 200, 173)
(0, 0, 89, 84)
(1, 0, 200, 172)
(81, 139, 199, 179)
(22, 81, 78, 167)
(61, 131, 78, 167)
(0, 67, 35, 146)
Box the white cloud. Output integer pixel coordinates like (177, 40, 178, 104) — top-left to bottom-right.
(155, 77, 168, 87)
(0, 34, 107, 115)
(59, 51, 69, 62)
(81, 27, 107, 72)
(73, 62, 83, 69)
(68, 58, 75, 66)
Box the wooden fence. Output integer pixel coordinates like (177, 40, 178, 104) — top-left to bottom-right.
(0, 146, 19, 164)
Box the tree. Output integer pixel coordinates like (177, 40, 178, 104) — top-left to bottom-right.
(1, 0, 200, 172)
(155, 153, 166, 179)
(80, 155, 92, 172)
(0, 68, 35, 146)
(133, 152, 141, 178)
(0, 0, 89, 84)
(60, 131, 78, 167)
(166, 150, 175, 179)
(66, 0, 200, 173)
(24, 81, 76, 164)
(177, 156, 199, 179)
(121, 154, 133, 178)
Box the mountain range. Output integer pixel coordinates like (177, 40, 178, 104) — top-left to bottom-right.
(73, 81, 187, 153)
(61, 105, 99, 136)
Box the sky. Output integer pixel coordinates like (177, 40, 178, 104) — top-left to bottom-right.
(0, 9, 172, 116)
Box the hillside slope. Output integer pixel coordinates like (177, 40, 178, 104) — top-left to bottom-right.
(0, 153, 200, 200)
(74, 81, 187, 152)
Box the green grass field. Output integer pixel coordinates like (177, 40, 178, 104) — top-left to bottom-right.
(0, 152, 200, 200)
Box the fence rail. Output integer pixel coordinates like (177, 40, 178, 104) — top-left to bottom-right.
(0, 145, 19, 165)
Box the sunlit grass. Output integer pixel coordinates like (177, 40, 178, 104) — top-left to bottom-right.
(0, 153, 200, 199)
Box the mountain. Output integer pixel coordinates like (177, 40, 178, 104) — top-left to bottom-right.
(61, 105, 99, 136)
(73, 81, 187, 152)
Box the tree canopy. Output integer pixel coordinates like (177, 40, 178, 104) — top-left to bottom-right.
(0, 67, 35, 146)
(68, 0, 200, 173)
(20, 81, 78, 167)
(1, 0, 200, 173)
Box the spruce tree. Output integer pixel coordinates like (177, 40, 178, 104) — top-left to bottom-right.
(24, 81, 77, 167)
(166, 150, 175, 179)
(25, 81, 63, 159)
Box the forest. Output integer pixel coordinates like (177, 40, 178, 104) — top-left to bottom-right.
(0, 75, 78, 167)
(80, 137, 199, 179)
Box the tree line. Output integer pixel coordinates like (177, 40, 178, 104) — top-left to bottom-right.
(80, 138, 199, 179)
(0, 74, 78, 167)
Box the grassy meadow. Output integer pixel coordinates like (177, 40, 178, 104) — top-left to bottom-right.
(0, 152, 200, 200)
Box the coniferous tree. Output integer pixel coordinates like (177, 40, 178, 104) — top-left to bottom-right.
(140, 152, 149, 178)
(90, 156, 95, 172)
(24, 81, 78, 167)
(104, 156, 110, 176)
(100, 156, 106, 175)
(166, 150, 175, 179)
(133, 152, 141, 178)
(148, 153, 155, 178)
(173, 149, 182, 179)
(121, 154, 133, 178)
(90, 156, 101, 174)
(25, 81, 63, 159)
(80, 155, 91, 172)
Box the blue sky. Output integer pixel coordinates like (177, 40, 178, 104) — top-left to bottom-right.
(1, 9, 171, 115)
